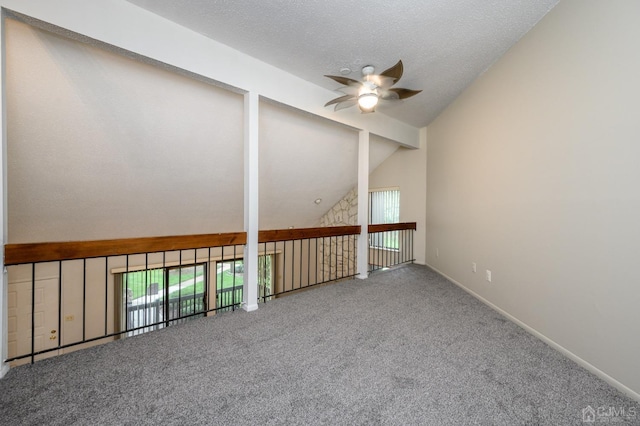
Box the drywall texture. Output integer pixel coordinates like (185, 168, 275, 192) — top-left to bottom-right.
(369, 128, 427, 265)
(426, 0, 640, 396)
(258, 103, 358, 230)
(6, 17, 403, 242)
(6, 19, 245, 242)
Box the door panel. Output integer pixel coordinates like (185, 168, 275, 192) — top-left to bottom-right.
(8, 277, 60, 366)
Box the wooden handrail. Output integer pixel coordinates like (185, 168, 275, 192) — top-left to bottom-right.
(4, 223, 416, 265)
(368, 222, 417, 233)
(4, 232, 247, 265)
(258, 225, 361, 243)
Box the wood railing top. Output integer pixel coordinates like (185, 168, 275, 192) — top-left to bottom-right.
(4, 223, 416, 265)
(258, 225, 361, 243)
(4, 232, 247, 265)
(368, 222, 417, 232)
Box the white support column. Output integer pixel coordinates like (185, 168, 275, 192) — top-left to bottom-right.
(242, 91, 259, 312)
(0, 14, 9, 378)
(357, 130, 369, 279)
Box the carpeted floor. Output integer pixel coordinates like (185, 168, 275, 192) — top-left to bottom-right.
(1, 264, 638, 425)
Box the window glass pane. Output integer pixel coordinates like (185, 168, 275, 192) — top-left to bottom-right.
(369, 189, 399, 224)
(369, 189, 400, 250)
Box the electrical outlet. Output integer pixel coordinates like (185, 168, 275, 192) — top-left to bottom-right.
(485, 270, 492, 282)
(472, 262, 477, 273)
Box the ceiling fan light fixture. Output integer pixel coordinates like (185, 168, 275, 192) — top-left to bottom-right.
(324, 60, 421, 113)
(358, 92, 379, 111)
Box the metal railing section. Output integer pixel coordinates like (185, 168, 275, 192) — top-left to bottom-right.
(367, 222, 417, 273)
(257, 226, 361, 301)
(3, 223, 415, 365)
(4, 233, 246, 364)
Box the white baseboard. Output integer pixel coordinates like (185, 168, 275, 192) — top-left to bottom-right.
(425, 263, 640, 403)
(0, 362, 9, 379)
(242, 303, 259, 312)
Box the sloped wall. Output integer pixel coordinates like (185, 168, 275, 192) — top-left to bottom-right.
(426, 0, 640, 397)
(6, 19, 245, 242)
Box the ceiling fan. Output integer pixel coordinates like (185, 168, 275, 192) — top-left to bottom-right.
(324, 60, 422, 113)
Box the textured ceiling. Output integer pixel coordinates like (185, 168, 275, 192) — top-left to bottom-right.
(125, 0, 559, 128)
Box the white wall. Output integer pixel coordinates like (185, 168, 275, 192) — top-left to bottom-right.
(369, 127, 427, 264)
(426, 0, 640, 398)
(6, 18, 245, 242)
(258, 102, 358, 230)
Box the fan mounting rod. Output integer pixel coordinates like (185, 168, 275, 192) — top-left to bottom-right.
(361, 65, 375, 76)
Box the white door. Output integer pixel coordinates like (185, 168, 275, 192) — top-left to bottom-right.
(8, 275, 60, 366)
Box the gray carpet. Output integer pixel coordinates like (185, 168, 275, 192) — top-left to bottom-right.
(1, 264, 638, 425)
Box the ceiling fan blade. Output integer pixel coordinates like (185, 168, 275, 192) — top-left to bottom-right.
(368, 75, 396, 90)
(380, 60, 404, 83)
(338, 85, 360, 96)
(335, 100, 358, 111)
(379, 90, 400, 101)
(324, 75, 363, 87)
(388, 88, 422, 99)
(325, 94, 356, 107)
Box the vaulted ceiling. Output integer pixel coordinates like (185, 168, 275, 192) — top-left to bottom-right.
(125, 0, 559, 128)
(5, 17, 398, 242)
(5, 1, 559, 242)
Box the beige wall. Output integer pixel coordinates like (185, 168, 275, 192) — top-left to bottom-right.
(369, 127, 427, 264)
(5, 18, 245, 242)
(426, 0, 640, 397)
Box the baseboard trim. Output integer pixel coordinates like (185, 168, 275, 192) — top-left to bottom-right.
(425, 263, 640, 403)
(0, 362, 9, 380)
(242, 303, 259, 312)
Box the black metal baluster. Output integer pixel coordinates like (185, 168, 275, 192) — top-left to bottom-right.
(104, 257, 108, 337)
(206, 247, 211, 314)
(193, 249, 197, 316)
(144, 254, 149, 330)
(283, 240, 287, 293)
(30, 263, 35, 364)
(313, 237, 319, 284)
(221, 245, 226, 311)
(58, 261, 62, 351)
(82, 258, 86, 342)
(298, 239, 303, 289)
(307, 238, 311, 287)
(322, 237, 326, 283)
(163, 252, 169, 328)
(234, 245, 239, 309)
(340, 235, 343, 277)
(125, 255, 129, 332)
(178, 251, 183, 320)
(293, 239, 298, 290)
(234, 245, 238, 310)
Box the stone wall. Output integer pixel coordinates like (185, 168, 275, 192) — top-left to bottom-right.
(317, 188, 358, 280)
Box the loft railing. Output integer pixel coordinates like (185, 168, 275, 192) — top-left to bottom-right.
(257, 225, 360, 301)
(3, 223, 415, 365)
(4, 232, 246, 364)
(368, 222, 417, 272)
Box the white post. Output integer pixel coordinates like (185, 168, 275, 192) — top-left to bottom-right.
(357, 130, 369, 279)
(0, 15, 9, 378)
(242, 91, 259, 312)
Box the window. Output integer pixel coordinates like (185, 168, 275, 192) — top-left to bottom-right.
(120, 263, 207, 336)
(216, 255, 273, 311)
(369, 188, 400, 250)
